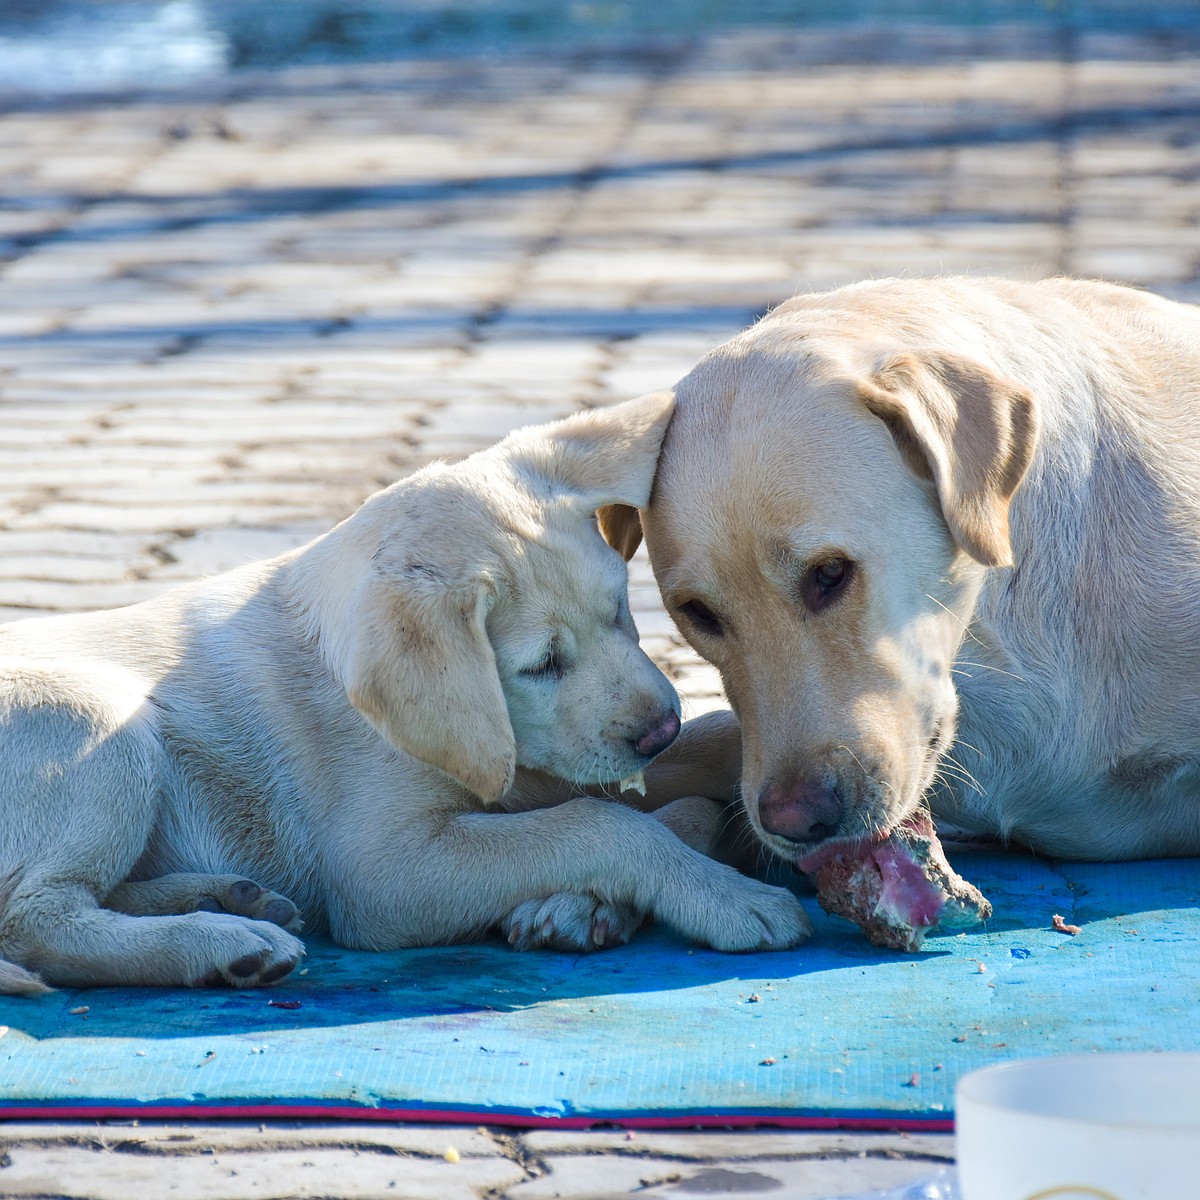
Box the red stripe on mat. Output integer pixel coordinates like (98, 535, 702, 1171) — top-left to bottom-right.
(0, 1104, 955, 1131)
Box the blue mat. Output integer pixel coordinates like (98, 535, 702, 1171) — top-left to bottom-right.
(0, 852, 1196, 1128)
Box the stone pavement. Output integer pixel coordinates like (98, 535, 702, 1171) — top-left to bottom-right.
(0, 1122, 957, 1199)
(0, 1, 1197, 1195)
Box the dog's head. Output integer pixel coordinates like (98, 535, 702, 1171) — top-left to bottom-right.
(303, 392, 680, 804)
(599, 309, 1038, 860)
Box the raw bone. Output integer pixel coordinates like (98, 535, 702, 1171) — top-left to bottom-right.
(805, 809, 992, 952)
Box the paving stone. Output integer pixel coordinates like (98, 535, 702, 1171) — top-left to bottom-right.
(521, 1128, 955, 1161)
(149, 524, 328, 579)
(6, 500, 326, 535)
(0, 1143, 527, 1200)
(507, 1152, 941, 1199)
(0, 530, 162, 560)
(0, 577, 171, 613)
(0, 1121, 504, 1157)
(419, 401, 581, 447)
(0, 606, 47, 623)
(0, 553, 153, 584)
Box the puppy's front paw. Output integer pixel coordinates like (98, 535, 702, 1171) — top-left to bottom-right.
(500, 893, 644, 952)
(661, 870, 814, 952)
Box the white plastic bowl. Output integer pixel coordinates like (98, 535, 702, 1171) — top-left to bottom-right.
(956, 1052, 1200, 1200)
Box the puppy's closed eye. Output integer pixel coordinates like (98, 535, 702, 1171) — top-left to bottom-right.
(521, 644, 566, 681)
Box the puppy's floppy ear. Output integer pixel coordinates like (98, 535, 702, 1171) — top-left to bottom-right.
(858, 350, 1039, 567)
(508, 391, 675, 561)
(342, 562, 516, 805)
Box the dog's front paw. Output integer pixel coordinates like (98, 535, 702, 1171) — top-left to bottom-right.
(660, 869, 814, 952)
(500, 893, 644, 952)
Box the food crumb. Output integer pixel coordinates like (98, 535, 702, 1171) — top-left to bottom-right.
(904, 1073, 920, 1087)
(747, 994, 760, 1003)
(1052, 914, 1082, 935)
(976, 962, 987, 973)
(760, 1057, 777, 1066)
(443, 1147, 460, 1164)
(69, 1006, 89, 1015)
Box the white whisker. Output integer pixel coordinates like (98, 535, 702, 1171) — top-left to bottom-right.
(954, 659, 1027, 684)
(924, 592, 984, 647)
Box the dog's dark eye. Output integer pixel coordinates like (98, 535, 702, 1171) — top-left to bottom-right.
(521, 646, 564, 680)
(677, 598, 725, 638)
(801, 557, 854, 614)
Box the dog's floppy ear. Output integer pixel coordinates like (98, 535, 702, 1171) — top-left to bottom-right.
(513, 390, 675, 561)
(858, 351, 1038, 567)
(342, 560, 516, 805)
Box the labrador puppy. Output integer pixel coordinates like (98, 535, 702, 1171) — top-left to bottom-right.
(599, 277, 1200, 866)
(0, 394, 810, 993)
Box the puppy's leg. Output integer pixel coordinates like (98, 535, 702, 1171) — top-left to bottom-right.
(0, 668, 304, 989)
(106, 875, 303, 932)
(498, 794, 760, 951)
(495, 714, 753, 950)
(332, 797, 812, 954)
(5, 883, 304, 988)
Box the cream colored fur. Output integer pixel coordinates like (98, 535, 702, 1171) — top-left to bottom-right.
(601, 278, 1200, 863)
(0, 394, 810, 993)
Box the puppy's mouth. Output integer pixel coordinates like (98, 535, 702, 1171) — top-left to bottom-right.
(528, 706, 682, 792)
(616, 771, 647, 796)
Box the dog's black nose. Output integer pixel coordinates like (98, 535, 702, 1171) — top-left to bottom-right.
(758, 774, 843, 844)
(634, 710, 681, 758)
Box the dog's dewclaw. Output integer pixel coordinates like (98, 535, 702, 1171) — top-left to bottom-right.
(804, 809, 992, 952)
(619, 772, 646, 796)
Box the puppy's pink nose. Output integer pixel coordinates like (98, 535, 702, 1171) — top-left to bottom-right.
(758, 774, 842, 845)
(635, 710, 681, 758)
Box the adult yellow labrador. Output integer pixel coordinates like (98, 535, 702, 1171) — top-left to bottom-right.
(600, 277, 1200, 867)
(0, 394, 810, 993)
